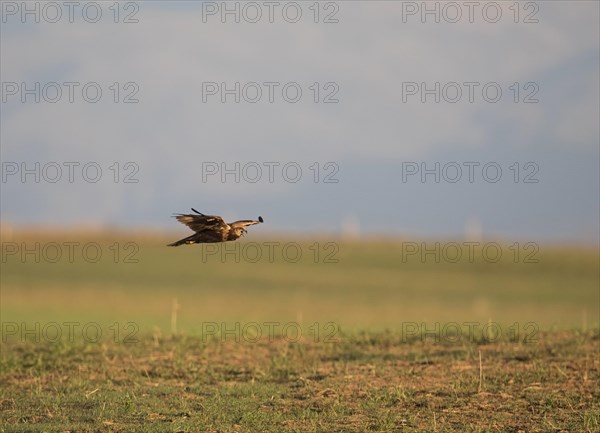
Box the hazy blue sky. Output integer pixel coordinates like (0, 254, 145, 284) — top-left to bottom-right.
(1, 1, 598, 243)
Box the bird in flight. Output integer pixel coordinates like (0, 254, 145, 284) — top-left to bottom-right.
(168, 208, 264, 246)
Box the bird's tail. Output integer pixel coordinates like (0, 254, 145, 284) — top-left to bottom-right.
(167, 234, 197, 247)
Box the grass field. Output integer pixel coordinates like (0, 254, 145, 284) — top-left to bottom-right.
(1, 230, 599, 432)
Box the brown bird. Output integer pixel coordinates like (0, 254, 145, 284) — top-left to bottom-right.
(167, 208, 264, 246)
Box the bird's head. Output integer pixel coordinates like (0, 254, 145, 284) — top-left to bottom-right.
(233, 227, 247, 237)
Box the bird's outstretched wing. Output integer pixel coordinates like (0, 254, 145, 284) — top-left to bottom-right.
(174, 209, 230, 233)
(230, 216, 264, 229)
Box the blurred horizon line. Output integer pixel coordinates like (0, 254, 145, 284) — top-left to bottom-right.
(1, 222, 598, 248)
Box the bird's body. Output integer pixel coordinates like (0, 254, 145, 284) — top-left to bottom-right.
(168, 208, 263, 246)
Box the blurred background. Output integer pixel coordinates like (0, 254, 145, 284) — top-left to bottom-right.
(1, 1, 598, 335)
